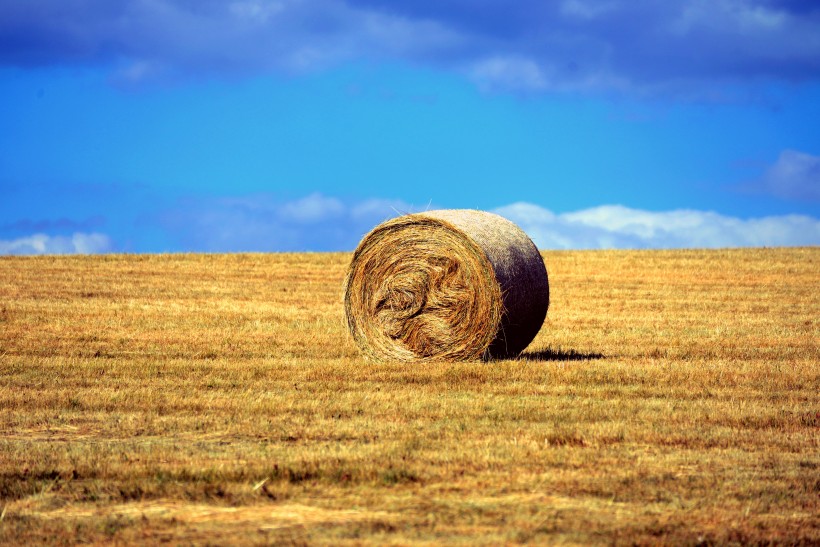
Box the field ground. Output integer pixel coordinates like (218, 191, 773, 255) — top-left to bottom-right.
(0, 248, 818, 544)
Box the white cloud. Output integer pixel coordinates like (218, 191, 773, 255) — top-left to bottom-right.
(561, 0, 617, 20)
(229, 0, 285, 23)
(757, 149, 820, 201)
(110, 59, 167, 86)
(495, 202, 820, 249)
(469, 56, 548, 92)
(0, 232, 113, 255)
(278, 192, 345, 223)
(673, 1, 788, 35)
(467, 54, 632, 95)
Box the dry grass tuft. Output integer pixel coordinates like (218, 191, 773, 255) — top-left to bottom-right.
(344, 210, 549, 361)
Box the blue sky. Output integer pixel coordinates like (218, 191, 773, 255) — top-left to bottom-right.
(1, 0, 819, 253)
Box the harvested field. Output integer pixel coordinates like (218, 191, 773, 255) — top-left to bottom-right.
(0, 248, 818, 544)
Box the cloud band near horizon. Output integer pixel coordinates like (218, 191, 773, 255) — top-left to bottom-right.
(2, 195, 817, 255)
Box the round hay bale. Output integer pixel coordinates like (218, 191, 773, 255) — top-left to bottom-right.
(344, 209, 549, 361)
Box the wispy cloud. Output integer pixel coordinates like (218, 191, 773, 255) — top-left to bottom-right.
(1, 216, 106, 236)
(752, 149, 820, 202)
(495, 202, 820, 249)
(157, 192, 417, 252)
(0, 0, 460, 82)
(0, 232, 113, 255)
(1, 1, 818, 96)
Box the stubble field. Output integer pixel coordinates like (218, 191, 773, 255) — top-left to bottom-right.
(0, 248, 817, 544)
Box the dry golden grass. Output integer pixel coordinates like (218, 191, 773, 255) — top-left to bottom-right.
(0, 248, 817, 545)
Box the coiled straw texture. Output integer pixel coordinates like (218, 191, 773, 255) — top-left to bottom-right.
(344, 209, 549, 361)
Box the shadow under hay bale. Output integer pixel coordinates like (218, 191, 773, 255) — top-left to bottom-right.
(518, 348, 605, 362)
(344, 209, 549, 362)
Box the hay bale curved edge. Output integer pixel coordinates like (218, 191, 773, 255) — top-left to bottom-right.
(344, 209, 549, 361)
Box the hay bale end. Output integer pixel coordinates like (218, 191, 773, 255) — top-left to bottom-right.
(344, 209, 549, 361)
